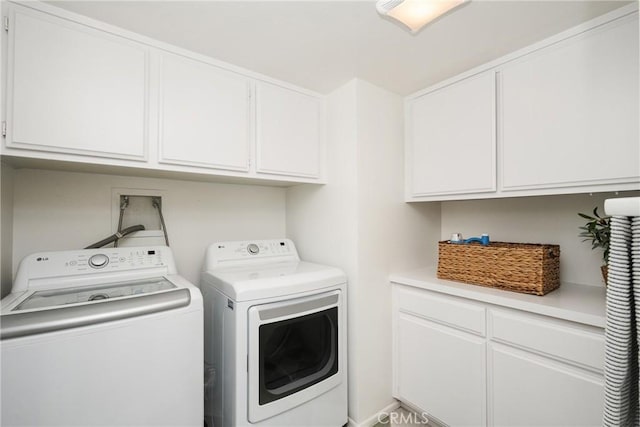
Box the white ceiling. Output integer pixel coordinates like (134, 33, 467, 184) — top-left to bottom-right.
(47, 0, 629, 95)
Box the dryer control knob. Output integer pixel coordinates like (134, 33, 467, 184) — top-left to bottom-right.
(247, 244, 259, 255)
(89, 254, 109, 269)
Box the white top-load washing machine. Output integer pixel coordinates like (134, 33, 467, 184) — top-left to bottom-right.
(1, 246, 203, 427)
(201, 239, 347, 427)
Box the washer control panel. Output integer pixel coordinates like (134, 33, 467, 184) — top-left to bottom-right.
(88, 254, 110, 269)
(21, 247, 166, 277)
(69, 249, 164, 272)
(11, 246, 178, 294)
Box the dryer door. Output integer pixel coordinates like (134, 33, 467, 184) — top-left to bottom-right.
(247, 290, 342, 422)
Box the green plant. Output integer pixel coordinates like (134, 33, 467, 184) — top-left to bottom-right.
(578, 207, 611, 265)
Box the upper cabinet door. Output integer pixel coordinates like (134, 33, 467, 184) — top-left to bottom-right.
(6, 6, 148, 160)
(255, 82, 323, 180)
(500, 14, 639, 191)
(158, 53, 250, 172)
(407, 71, 496, 199)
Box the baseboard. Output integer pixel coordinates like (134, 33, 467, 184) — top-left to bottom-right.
(397, 402, 446, 427)
(347, 400, 401, 427)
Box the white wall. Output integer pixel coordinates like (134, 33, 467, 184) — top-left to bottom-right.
(440, 191, 640, 286)
(11, 168, 286, 285)
(286, 79, 441, 425)
(353, 80, 440, 423)
(1, 162, 14, 297)
(286, 81, 359, 284)
(286, 81, 362, 422)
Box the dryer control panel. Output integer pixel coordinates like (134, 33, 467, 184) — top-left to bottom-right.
(205, 239, 300, 269)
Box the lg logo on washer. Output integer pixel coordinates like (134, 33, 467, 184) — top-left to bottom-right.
(36, 257, 49, 262)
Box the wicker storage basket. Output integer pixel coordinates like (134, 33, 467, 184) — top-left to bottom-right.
(437, 241, 560, 296)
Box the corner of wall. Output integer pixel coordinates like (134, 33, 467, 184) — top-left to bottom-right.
(285, 78, 444, 425)
(285, 79, 359, 273)
(1, 161, 15, 297)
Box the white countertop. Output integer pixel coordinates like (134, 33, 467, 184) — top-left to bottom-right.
(390, 267, 606, 328)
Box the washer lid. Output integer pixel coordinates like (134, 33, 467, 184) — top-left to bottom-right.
(12, 278, 176, 312)
(202, 261, 346, 302)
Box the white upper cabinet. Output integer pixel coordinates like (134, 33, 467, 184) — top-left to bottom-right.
(255, 81, 323, 180)
(158, 53, 250, 172)
(6, 5, 148, 160)
(407, 71, 496, 198)
(500, 13, 639, 192)
(2, 2, 325, 185)
(404, 5, 639, 201)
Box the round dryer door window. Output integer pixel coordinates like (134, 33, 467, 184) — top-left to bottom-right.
(259, 306, 338, 404)
(247, 290, 343, 423)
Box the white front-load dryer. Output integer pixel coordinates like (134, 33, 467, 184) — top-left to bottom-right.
(201, 239, 347, 427)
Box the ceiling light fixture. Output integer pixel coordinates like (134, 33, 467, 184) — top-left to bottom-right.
(376, 0, 469, 34)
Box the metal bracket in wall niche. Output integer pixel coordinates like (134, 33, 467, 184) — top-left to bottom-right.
(111, 188, 168, 247)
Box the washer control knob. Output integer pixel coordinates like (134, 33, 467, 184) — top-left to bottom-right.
(247, 243, 259, 255)
(88, 254, 109, 269)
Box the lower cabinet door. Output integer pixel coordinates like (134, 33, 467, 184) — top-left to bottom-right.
(489, 343, 604, 426)
(396, 313, 486, 426)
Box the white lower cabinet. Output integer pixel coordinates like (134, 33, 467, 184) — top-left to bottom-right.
(393, 286, 487, 426)
(397, 313, 486, 426)
(392, 285, 605, 426)
(489, 344, 603, 427)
